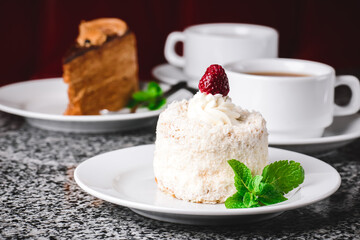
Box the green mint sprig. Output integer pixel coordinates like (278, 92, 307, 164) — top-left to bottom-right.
(225, 160, 305, 209)
(127, 81, 166, 113)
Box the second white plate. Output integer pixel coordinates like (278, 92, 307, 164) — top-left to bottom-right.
(74, 144, 341, 225)
(0, 78, 193, 133)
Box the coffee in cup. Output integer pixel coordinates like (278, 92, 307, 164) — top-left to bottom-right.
(224, 58, 360, 139)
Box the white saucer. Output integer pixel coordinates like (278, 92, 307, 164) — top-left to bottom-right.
(269, 114, 360, 155)
(0, 78, 193, 133)
(74, 144, 341, 225)
(152, 63, 199, 89)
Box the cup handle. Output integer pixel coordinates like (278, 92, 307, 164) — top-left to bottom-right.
(334, 75, 360, 116)
(164, 31, 185, 67)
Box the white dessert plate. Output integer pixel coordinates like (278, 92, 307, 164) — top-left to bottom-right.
(74, 144, 341, 225)
(269, 114, 360, 155)
(0, 78, 193, 133)
(152, 63, 199, 89)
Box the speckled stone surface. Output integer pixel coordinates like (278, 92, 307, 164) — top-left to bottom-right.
(1, 111, 360, 239)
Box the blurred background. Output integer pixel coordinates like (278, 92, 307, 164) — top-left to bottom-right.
(0, 0, 360, 86)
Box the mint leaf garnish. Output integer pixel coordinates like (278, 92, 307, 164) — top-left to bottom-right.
(146, 81, 163, 97)
(250, 175, 263, 193)
(227, 160, 252, 196)
(243, 192, 261, 208)
(225, 192, 246, 208)
(258, 182, 288, 205)
(225, 159, 305, 209)
(127, 81, 166, 112)
(262, 160, 305, 195)
(148, 97, 166, 110)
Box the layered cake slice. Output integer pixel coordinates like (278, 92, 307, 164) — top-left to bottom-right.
(63, 18, 139, 115)
(154, 65, 268, 203)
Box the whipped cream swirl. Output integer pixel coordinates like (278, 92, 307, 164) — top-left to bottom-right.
(187, 92, 242, 125)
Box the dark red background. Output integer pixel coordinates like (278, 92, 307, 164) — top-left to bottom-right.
(1, 0, 360, 86)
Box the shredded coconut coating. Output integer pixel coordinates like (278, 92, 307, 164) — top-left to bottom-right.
(154, 100, 269, 204)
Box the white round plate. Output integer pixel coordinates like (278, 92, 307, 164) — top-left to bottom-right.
(269, 114, 360, 155)
(152, 63, 199, 89)
(0, 78, 193, 133)
(74, 144, 341, 225)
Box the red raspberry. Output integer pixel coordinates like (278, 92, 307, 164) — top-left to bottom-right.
(198, 64, 229, 96)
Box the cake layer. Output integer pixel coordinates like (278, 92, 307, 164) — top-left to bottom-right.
(63, 34, 121, 64)
(154, 100, 268, 203)
(63, 31, 138, 115)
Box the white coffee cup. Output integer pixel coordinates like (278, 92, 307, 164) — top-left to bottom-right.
(224, 58, 360, 139)
(164, 23, 278, 81)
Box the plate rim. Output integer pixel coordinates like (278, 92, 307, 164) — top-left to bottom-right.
(0, 78, 163, 122)
(268, 114, 360, 146)
(74, 144, 341, 216)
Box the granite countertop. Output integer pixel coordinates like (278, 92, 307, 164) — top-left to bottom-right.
(1, 111, 359, 239)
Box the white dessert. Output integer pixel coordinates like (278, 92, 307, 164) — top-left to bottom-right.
(154, 92, 268, 203)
